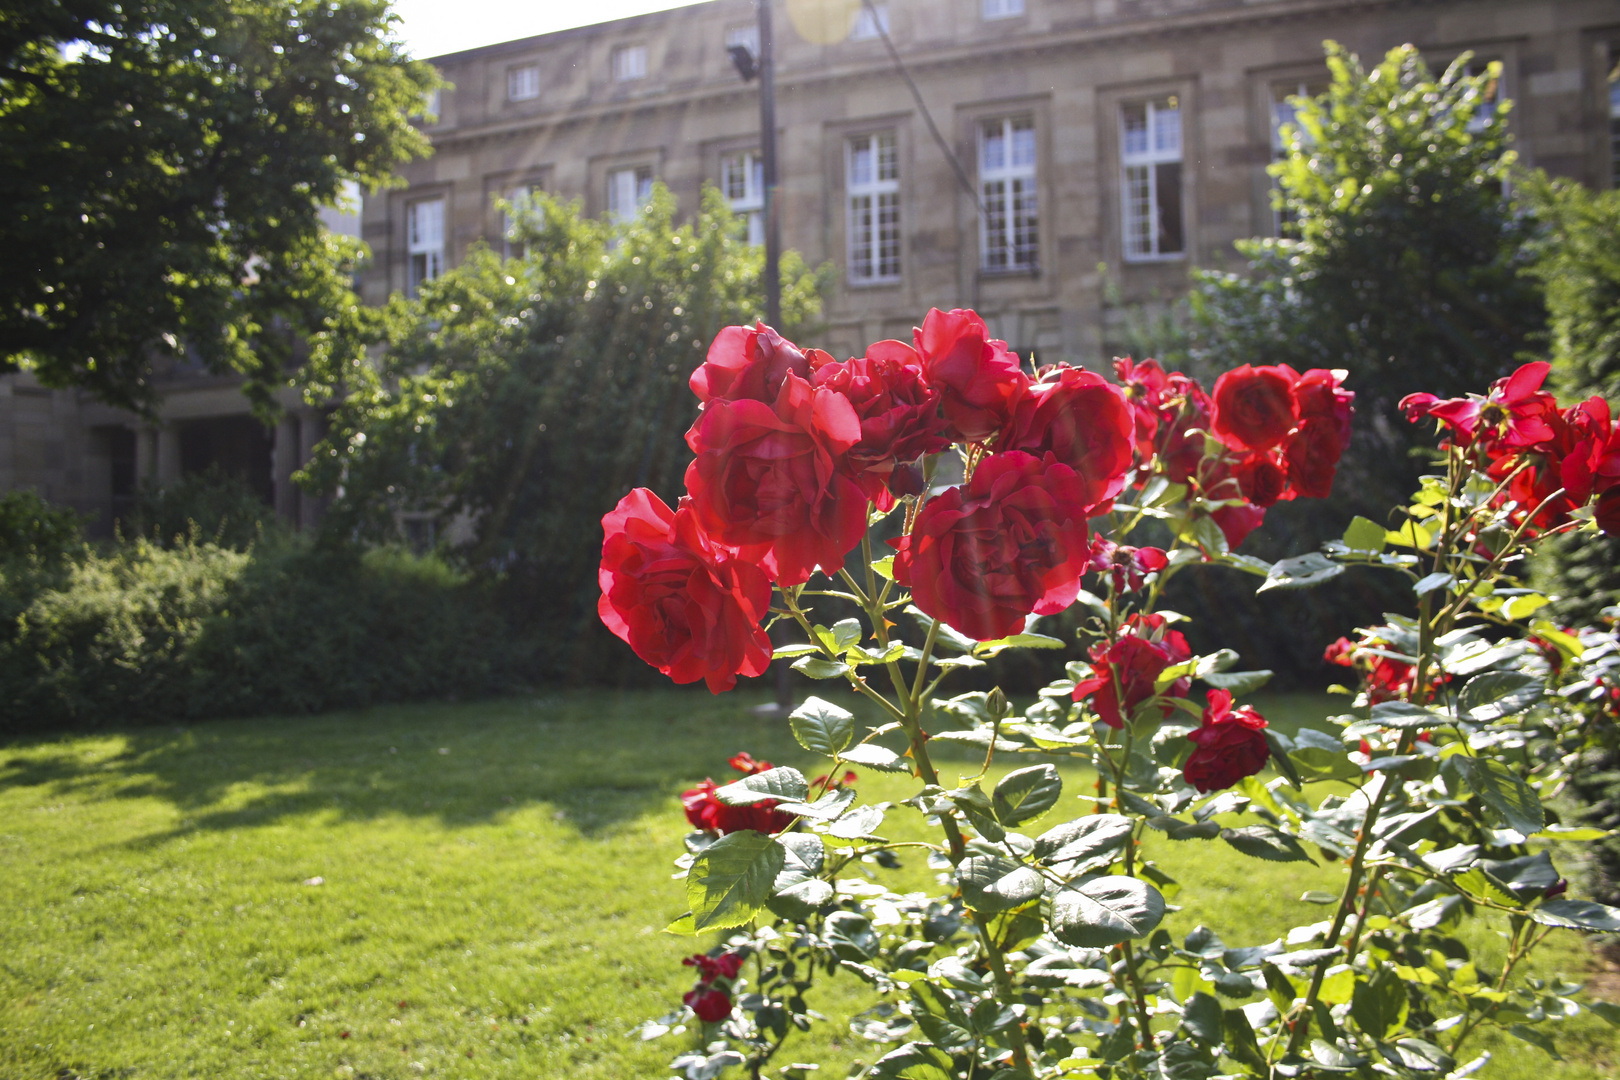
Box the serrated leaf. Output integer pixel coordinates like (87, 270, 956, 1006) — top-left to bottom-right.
(841, 743, 911, 773)
(1530, 899, 1620, 932)
(1034, 814, 1133, 864)
(663, 911, 697, 935)
(767, 877, 834, 920)
(1351, 968, 1406, 1040)
(870, 1042, 954, 1080)
(1343, 516, 1388, 552)
(1458, 671, 1543, 721)
(957, 855, 1044, 913)
(1385, 521, 1433, 550)
(1203, 669, 1273, 694)
(905, 606, 978, 653)
(829, 804, 886, 839)
(1051, 876, 1166, 948)
(772, 644, 820, 657)
(1507, 1023, 1563, 1060)
(792, 656, 850, 679)
(1258, 552, 1343, 592)
(825, 910, 880, 959)
(873, 555, 895, 580)
(1370, 700, 1447, 729)
(974, 632, 1066, 657)
(715, 765, 809, 806)
(1181, 991, 1223, 1044)
(1221, 825, 1315, 864)
(687, 831, 786, 931)
(1454, 756, 1544, 835)
(790, 696, 856, 756)
(992, 764, 1062, 826)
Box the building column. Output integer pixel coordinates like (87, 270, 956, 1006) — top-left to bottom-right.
(297, 411, 326, 532)
(273, 413, 300, 524)
(155, 424, 181, 485)
(135, 426, 158, 487)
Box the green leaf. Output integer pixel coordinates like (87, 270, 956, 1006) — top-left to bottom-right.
(1351, 966, 1407, 1040)
(767, 877, 834, 920)
(663, 911, 697, 935)
(824, 910, 880, 959)
(1370, 701, 1447, 729)
(957, 855, 1044, 913)
(825, 619, 864, 653)
(1343, 516, 1388, 552)
(1202, 669, 1273, 694)
(1458, 671, 1544, 721)
(1050, 876, 1166, 948)
(1586, 1000, 1620, 1026)
(791, 656, 850, 679)
(828, 804, 886, 839)
(1034, 814, 1133, 865)
(1265, 729, 1304, 791)
(1453, 867, 1523, 908)
(1507, 1023, 1563, 1060)
(1223, 1008, 1268, 1071)
(1454, 756, 1545, 835)
(1220, 825, 1316, 864)
(991, 764, 1062, 826)
(1258, 552, 1343, 592)
(1180, 991, 1223, 1044)
(1530, 899, 1620, 932)
(715, 766, 809, 806)
(929, 728, 1022, 751)
(841, 743, 911, 773)
(772, 644, 820, 658)
(973, 632, 1066, 657)
(910, 983, 974, 1053)
(1157, 1041, 1218, 1080)
(870, 1042, 954, 1080)
(773, 832, 825, 889)
(944, 784, 1005, 841)
(1413, 571, 1455, 598)
(872, 555, 895, 580)
(905, 605, 978, 653)
(789, 696, 856, 756)
(687, 831, 785, 931)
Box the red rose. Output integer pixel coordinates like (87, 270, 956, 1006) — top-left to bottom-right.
(1154, 374, 1214, 483)
(689, 322, 814, 405)
(1598, 489, 1620, 537)
(810, 340, 950, 507)
(1282, 417, 1344, 499)
(1399, 362, 1557, 451)
(598, 489, 772, 694)
(892, 451, 1091, 641)
(684, 951, 746, 982)
(1071, 613, 1192, 728)
(1211, 364, 1299, 453)
(1323, 637, 1355, 667)
(1231, 453, 1288, 508)
(912, 308, 1029, 442)
(684, 372, 868, 586)
(680, 778, 797, 835)
(1114, 357, 1172, 458)
(1294, 368, 1354, 447)
(683, 987, 733, 1023)
(1183, 689, 1270, 793)
(1210, 503, 1266, 550)
(1000, 365, 1135, 512)
(1087, 536, 1169, 593)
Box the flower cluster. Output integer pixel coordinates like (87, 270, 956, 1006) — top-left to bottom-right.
(1324, 630, 1446, 704)
(1070, 612, 1192, 728)
(680, 752, 796, 836)
(1183, 689, 1270, 793)
(681, 950, 745, 1023)
(1402, 361, 1620, 535)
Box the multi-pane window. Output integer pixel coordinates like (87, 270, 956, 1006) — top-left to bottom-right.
(982, 0, 1024, 20)
(852, 2, 889, 40)
(406, 197, 445, 295)
(1269, 81, 1326, 236)
(979, 116, 1038, 272)
(721, 151, 765, 246)
(607, 165, 653, 223)
(612, 44, 648, 82)
(1607, 46, 1619, 187)
(846, 132, 900, 284)
(1120, 96, 1184, 261)
(502, 183, 543, 260)
(507, 64, 540, 102)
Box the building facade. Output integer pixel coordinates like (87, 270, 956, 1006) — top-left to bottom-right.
(7, 0, 1620, 530)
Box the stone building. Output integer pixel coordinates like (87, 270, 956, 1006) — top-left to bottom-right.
(6, 0, 1620, 530)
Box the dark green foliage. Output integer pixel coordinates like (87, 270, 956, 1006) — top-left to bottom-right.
(0, 0, 438, 413)
(0, 489, 83, 563)
(0, 541, 519, 732)
(301, 186, 830, 685)
(128, 468, 283, 551)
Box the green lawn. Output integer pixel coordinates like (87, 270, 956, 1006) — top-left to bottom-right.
(0, 690, 1613, 1079)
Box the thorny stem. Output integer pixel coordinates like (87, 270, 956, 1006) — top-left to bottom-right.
(1447, 922, 1554, 1056)
(1106, 730, 1159, 1051)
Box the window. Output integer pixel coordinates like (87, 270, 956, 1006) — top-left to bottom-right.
(847, 132, 900, 284)
(982, 0, 1024, 20)
(725, 23, 759, 59)
(1457, 59, 1501, 135)
(979, 116, 1038, 272)
(406, 197, 445, 295)
(1269, 81, 1326, 236)
(502, 183, 544, 260)
(1120, 96, 1184, 261)
(1610, 46, 1620, 187)
(508, 64, 540, 102)
(852, 2, 889, 40)
(721, 151, 765, 246)
(607, 165, 653, 222)
(612, 44, 648, 82)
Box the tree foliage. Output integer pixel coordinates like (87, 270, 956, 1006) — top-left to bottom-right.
(0, 0, 438, 412)
(299, 186, 830, 681)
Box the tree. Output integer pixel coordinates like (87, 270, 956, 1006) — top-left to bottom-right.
(0, 0, 438, 413)
(299, 186, 830, 681)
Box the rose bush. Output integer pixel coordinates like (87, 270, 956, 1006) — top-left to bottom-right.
(605, 316, 1620, 1080)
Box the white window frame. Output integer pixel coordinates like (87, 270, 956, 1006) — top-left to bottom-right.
(1269, 80, 1324, 236)
(612, 44, 648, 82)
(1120, 96, 1185, 262)
(507, 64, 540, 102)
(982, 0, 1024, 21)
(852, 2, 889, 41)
(607, 165, 654, 223)
(502, 183, 543, 260)
(406, 197, 445, 295)
(721, 151, 765, 246)
(846, 132, 901, 285)
(978, 116, 1039, 273)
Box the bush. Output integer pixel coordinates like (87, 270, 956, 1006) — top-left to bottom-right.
(0, 539, 522, 732)
(129, 467, 282, 551)
(0, 489, 83, 563)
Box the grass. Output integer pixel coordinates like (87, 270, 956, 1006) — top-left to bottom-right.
(0, 689, 1614, 1079)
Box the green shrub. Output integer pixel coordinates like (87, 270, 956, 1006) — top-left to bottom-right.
(129, 467, 282, 551)
(0, 489, 83, 563)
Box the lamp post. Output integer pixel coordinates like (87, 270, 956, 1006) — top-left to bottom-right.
(729, 1, 780, 330)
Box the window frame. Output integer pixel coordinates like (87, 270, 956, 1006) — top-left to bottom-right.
(612, 43, 648, 83)
(977, 115, 1039, 274)
(507, 63, 540, 102)
(720, 150, 765, 246)
(405, 196, 446, 296)
(1609, 42, 1620, 188)
(982, 0, 1025, 21)
(606, 164, 654, 223)
(1268, 79, 1327, 237)
(845, 130, 902, 286)
(1119, 95, 1186, 263)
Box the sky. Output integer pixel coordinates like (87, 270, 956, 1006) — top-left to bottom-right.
(390, 0, 710, 59)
